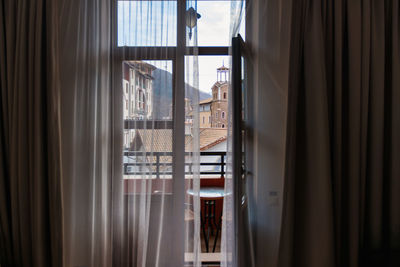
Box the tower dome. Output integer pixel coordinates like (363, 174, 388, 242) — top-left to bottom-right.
(217, 63, 229, 83)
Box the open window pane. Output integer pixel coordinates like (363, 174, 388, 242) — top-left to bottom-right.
(184, 56, 230, 263)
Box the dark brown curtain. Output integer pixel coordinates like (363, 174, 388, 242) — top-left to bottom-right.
(279, 1, 400, 267)
(0, 1, 63, 267)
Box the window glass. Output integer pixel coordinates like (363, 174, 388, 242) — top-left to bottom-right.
(196, 1, 245, 46)
(123, 60, 173, 180)
(118, 1, 177, 47)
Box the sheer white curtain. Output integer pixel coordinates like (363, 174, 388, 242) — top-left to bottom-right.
(59, 0, 113, 266)
(58, 0, 248, 266)
(221, 1, 246, 267)
(59, 0, 202, 266)
(185, 1, 201, 266)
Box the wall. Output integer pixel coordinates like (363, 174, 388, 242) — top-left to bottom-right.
(200, 110, 211, 128)
(211, 83, 229, 128)
(246, 0, 292, 266)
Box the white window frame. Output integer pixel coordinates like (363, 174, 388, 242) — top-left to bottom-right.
(111, 1, 234, 265)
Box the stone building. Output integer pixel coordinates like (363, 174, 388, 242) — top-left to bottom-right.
(122, 61, 155, 120)
(122, 61, 156, 149)
(210, 65, 229, 128)
(199, 98, 212, 128)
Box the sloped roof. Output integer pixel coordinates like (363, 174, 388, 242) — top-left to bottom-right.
(199, 97, 213, 105)
(132, 128, 227, 153)
(199, 128, 227, 150)
(217, 65, 229, 71)
(135, 129, 172, 152)
(185, 128, 227, 151)
(130, 129, 173, 172)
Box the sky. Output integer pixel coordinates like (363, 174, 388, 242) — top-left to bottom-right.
(194, 1, 235, 93)
(118, 1, 245, 94)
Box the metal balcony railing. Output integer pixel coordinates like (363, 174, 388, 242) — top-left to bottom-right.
(123, 151, 226, 178)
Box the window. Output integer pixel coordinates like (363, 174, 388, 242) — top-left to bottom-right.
(116, 1, 243, 264)
(138, 90, 145, 110)
(117, 1, 177, 47)
(222, 111, 225, 119)
(196, 1, 245, 46)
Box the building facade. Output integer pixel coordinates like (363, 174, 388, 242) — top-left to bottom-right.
(210, 65, 229, 128)
(122, 61, 156, 148)
(199, 98, 212, 128)
(123, 61, 155, 120)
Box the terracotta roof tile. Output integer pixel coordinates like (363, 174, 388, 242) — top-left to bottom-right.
(199, 128, 227, 150)
(199, 98, 213, 105)
(133, 128, 227, 153)
(185, 128, 227, 151)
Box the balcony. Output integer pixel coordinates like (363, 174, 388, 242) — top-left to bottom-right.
(122, 120, 227, 262)
(123, 150, 226, 262)
(123, 151, 226, 178)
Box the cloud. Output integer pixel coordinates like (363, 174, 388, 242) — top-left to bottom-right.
(197, 1, 230, 46)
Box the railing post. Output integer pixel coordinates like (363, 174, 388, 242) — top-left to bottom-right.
(221, 153, 224, 178)
(156, 154, 160, 179)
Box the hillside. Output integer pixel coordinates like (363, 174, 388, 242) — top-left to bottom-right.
(152, 68, 211, 119)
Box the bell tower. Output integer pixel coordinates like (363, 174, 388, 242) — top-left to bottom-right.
(211, 63, 229, 128)
(216, 63, 229, 83)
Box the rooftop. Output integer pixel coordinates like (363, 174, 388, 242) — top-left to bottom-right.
(199, 97, 213, 105)
(130, 128, 227, 152)
(217, 64, 229, 71)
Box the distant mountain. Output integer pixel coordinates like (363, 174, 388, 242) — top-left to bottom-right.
(152, 68, 211, 119)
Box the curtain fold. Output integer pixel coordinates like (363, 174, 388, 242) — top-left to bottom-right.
(279, 1, 400, 267)
(60, 0, 202, 266)
(58, 0, 113, 266)
(0, 1, 63, 267)
(221, 2, 246, 267)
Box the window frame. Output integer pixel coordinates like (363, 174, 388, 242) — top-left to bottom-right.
(111, 1, 234, 265)
(113, 0, 230, 177)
